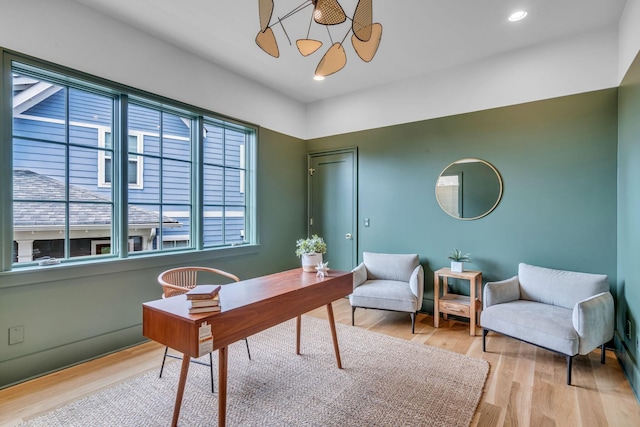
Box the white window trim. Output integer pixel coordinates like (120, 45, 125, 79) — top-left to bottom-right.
(97, 129, 144, 189)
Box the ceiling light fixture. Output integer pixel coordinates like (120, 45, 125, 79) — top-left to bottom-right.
(256, 0, 383, 80)
(508, 10, 528, 22)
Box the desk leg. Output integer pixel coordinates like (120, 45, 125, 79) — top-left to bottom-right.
(296, 315, 302, 355)
(171, 355, 191, 427)
(326, 303, 343, 369)
(218, 346, 228, 427)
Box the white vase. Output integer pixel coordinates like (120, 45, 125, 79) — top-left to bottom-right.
(301, 253, 323, 272)
(451, 261, 463, 273)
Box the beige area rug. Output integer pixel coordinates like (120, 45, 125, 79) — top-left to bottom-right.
(20, 316, 489, 427)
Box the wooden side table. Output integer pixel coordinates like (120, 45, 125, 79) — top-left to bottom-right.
(433, 268, 482, 336)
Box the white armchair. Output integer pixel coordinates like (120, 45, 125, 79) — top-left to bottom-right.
(481, 263, 614, 385)
(350, 252, 424, 333)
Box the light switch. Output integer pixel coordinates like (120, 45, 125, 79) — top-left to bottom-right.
(364, 218, 370, 227)
(9, 325, 24, 345)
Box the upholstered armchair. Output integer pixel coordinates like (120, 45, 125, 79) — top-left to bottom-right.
(481, 263, 614, 385)
(350, 252, 424, 333)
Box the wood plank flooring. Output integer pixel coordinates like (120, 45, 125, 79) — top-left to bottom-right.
(1, 297, 638, 426)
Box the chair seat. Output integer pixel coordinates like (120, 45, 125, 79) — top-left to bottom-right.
(349, 279, 417, 313)
(482, 300, 578, 356)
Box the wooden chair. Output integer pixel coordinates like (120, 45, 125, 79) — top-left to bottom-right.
(157, 266, 251, 392)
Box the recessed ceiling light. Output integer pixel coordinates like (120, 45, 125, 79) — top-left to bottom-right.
(313, 75, 325, 81)
(508, 10, 528, 22)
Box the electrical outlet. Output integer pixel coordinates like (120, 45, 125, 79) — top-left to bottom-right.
(9, 325, 24, 345)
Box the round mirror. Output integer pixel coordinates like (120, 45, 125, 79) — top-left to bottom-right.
(435, 158, 503, 220)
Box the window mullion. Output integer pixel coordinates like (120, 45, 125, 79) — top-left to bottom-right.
(158, 113, 164, 250)
(64, 88, 71, 260)
(222, 126, 226, 244)
(194, 116, 204, 249)
(117, 95, 128, 257)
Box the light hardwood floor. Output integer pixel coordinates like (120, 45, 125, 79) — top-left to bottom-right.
(1, 298, 638, 426)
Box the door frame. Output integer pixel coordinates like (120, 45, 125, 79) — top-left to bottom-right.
(307, 147, 358, 270)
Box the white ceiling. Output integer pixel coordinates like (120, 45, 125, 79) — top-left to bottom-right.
(70, 0, 627, 104)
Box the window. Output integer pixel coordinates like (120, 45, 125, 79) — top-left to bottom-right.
(202, 120, 250, 247)
(12, 68, 116, 263)
(7, 59, 256, 269)
(127, 103, 193, 253)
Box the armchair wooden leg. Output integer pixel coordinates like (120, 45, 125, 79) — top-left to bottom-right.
(566, 355, 573, 385)
(600, 343, 606, 364)
(482, 329, 488, 352)
(351, 306, 356, 326)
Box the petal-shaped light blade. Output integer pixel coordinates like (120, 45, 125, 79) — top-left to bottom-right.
(297, 39, 323, 56)
(315, 42, 347, 77)
(258, 0, 274, 32)
(352, 0, 373, 42)
(256, 28, 279, 58)
(313, 0, 346, 25)
(352, 23, 382, 62)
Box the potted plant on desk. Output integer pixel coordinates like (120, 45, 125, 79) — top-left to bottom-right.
(448, 248, 471, 273)
(296, 234, 327, 272)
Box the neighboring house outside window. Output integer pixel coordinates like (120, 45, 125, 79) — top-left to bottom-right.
(8, 60, 256, 268)
(126, 102, 193, 253)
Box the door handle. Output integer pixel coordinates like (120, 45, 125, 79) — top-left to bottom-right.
(345, 233, 353, 240)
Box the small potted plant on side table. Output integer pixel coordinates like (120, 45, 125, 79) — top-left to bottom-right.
(448, 248, 471, 273)
(296, 234, 327, 272)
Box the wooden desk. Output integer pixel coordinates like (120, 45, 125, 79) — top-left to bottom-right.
(433, 268, 482, 336)
(142, 268, 353, 427)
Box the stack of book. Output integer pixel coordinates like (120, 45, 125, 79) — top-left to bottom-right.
(186, 285, 222, 314)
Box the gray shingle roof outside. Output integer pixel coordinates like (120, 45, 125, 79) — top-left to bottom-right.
(13, 170, 180, 227)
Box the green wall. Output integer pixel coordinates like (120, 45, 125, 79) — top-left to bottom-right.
(307, 89, 618, 311)
(0, 128, 307, 388)
(617, 51, 640, 399)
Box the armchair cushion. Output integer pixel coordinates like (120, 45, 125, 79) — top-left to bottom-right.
(482, 300, 578, 355)
(518, 263, 609, 310)
(350, 279, 418, 313)
(363, 252, 419, 282)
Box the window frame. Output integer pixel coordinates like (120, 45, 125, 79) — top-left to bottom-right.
(0, 49, 259, 274)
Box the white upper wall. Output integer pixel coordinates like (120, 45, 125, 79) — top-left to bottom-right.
(619, 0, 640, 82)
(305, 27, 620, 139)
(1, 0, 639, 140)
(0, 0, 307, 139)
